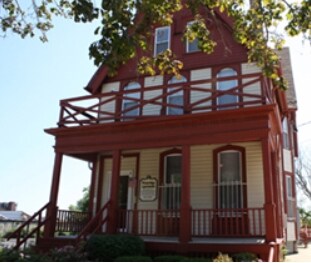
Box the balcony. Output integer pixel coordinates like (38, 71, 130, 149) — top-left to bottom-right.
(58, 72, 273, 128)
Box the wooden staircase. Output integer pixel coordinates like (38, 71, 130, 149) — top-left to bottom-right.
(6, 203, 50, 250)
(6, 200, 111, 252)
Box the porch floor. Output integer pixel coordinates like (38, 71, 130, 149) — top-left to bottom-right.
(141, 236, 266, 244)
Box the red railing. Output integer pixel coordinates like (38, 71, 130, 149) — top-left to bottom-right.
(76, 200, 110, 243)
(116, 207, 265, 238)
(55, 209, 91, 233)
(192, 208, 265, 237)
(6, 203, 50, 250)
(58, 73, 274, 127)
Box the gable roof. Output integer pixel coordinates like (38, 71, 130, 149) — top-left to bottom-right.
(276, 47, 297, 109)
(0, 211, 31, 221)
(85, 8, 237, 94)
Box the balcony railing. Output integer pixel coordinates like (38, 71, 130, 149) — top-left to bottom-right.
(58, 73, 273, 127)
(116, 207, 265, 238)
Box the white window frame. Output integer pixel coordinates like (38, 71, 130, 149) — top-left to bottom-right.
(286, 175, 295, 219)
(160, 154, 182, 210)
(216, 68, 238, 110)
(186, 21, 200, 53)
(217, 150, 244, 210)
(167, 76, 186, 115)
(154, 26, 170, 56)
(122, 82, 140, 119)
(282, 117, 290, 149)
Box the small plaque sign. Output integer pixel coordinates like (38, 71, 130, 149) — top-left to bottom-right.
(139, 176, 158, 201)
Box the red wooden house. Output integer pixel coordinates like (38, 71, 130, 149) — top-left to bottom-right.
(9, 5, 298, 262)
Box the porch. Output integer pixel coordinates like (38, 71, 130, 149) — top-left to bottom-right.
(54, 207, 266, 239)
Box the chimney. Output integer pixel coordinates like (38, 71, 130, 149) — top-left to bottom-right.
(8, 202, 17, 211)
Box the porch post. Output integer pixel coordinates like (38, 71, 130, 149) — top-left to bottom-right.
(180, 145, 191, 243)
(107, 150, 121, 234)
(44, 152, 63, 238)
(261, 139, 277, 242)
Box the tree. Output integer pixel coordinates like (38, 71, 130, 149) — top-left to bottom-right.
(69, 186, 89, 212)
(1, 0, 310, 88)
(296, 151, 311, 200)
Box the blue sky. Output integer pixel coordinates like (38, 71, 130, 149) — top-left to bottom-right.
(1, 16, 311, 214)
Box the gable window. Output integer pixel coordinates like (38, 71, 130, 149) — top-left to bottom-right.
(154, 26, 170, 55)
(167, 76, 186, 115)
(214, 146, 246, 210)
(160, 153, 182, 210)
(122, 82, 140, 119)
(217, 68, 238, 110)
(186, 21, 199, 53)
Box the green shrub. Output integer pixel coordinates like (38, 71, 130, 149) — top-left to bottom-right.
(154, 255, 189, 262)
(0, 248, 22, 262)
(232, 252, 258, 262)
(48, 245, 87, 262)
(23, 250, 51, 262)
(189, 257, 213, 262)
(213, 252, 232, 262)
(85, 234, 145, 261)
(115, 255, 153, 261)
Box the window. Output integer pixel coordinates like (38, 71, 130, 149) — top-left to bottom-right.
(160, 154, 182, 210)
(154, 26, 170, 55)
(167, 76, 187, 115)
(286, 175, 295, 218)
(186, 21, 199, 53)
(214, 146, 246, 210)
(217, 68, 238, 109)
(122, 82, 140, 119)
(282, 117, 290, 149)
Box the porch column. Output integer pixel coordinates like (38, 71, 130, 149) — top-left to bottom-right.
(88, 158, 98, 216)
(261, 139, 277, 242)
(107, 150, 121, 234)
(44, 152, 63, 238)
(180, 145, 191, 243)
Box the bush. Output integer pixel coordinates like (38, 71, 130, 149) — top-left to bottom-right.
(213, 252, 233, 262)
(232, 252, 258, 262)
(48, 245, 87, 262)
(115, 255, 153, 261)
(0, 248, 22, 262)
(85, 234, 145, 261)
(189, 257, 213, 262)
(154, 255, 189, 262)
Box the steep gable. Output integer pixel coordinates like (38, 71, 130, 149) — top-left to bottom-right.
(86, 7, 249, 94)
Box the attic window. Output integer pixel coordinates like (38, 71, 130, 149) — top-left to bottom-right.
(186, 21, 199, 53)
(154, 26, 170, 55)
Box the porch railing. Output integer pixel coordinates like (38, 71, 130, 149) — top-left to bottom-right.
(192, 207, 265, 237)
(117, 207, 265, 237)
(55, 209, 91, 233)
(58, 72, 273, 127)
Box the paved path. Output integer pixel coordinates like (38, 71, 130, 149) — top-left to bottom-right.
(286, 244, 311, 262)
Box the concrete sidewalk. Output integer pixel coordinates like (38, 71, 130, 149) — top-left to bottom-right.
(286, 244, 311, 262)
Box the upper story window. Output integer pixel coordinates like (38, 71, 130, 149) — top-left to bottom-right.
(217, 68, 238, 110)
(167, 76, 187, 115)
(186, 21, 199, 53)
(282, 117, 290, 149)
(122, 82, 140, 119)
(154, 26, 170, 56)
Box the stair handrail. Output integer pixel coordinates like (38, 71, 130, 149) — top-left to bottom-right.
(6, 202, 50, 250)
(76, 200, 111, 243)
